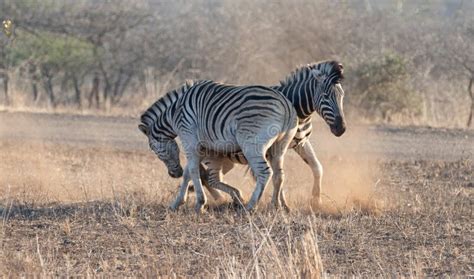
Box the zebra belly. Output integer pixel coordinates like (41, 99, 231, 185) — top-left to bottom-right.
(199, 140, 242, 155)
(204, 151, 249, 165)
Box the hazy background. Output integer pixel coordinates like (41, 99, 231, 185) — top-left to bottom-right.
(0, 0, 472, 127)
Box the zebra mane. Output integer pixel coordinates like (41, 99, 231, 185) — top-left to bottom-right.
(280, 60, 344, 86)
(139, 80, 201, 128)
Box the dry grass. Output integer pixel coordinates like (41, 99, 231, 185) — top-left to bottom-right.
(0, 138, 471, 277)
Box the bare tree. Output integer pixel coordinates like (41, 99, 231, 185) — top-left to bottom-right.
(0, 37, 10, 105)
(435, 15, 474, 127)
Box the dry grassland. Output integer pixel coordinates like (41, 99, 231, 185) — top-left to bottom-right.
(0, 113, 472, 277)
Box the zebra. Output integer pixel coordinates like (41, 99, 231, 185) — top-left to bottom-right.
(138, 80, 298, 213)
(200, 60, 346, 208)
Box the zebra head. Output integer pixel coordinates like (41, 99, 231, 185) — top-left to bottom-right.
(138, 124, 183, 178)
(311, 61, 346, 137)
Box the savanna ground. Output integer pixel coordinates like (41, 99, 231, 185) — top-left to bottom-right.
(0, 111, 472, 277)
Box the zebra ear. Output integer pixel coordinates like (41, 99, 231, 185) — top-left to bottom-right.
(138, 124, 149, 135)
(338, 63, 344, 75)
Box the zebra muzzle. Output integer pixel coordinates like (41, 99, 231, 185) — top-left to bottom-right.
(168, 168, 183, 178)
(330, 116, 346, 137)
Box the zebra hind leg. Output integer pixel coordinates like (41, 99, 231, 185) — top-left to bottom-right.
(269, 155, 290, 212)
(209, 180, 246, 208)
(269, 146, 290, 213)
(268, 125, 295, 213)
(244, 150, 272, 212)
(199, 163, 226, 203)
(207, 159, 245, 207)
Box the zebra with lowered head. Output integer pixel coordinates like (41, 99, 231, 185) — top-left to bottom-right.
(138, 80, 298, 213)
(201, 60, 346, 209)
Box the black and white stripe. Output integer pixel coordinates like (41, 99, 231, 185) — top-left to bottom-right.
(202, 61, 346, 208)
(273, 60, 346, 140)
(139, 80, 298, 212)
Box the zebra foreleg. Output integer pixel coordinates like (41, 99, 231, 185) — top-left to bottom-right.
(170, 168, 191, 211)
(171, 155, 208, 213)
(185, 157, 207, 213)
(294, 142, 323, 208)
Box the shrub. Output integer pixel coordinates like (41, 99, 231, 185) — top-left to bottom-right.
(351, 53, 422, 122)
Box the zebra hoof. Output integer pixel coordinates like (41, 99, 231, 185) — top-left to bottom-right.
(169, 205, 179, 212)
(194, 205, 207, 214)
(169, 200, 183, 212)
(272, 203, 291, 214)
(194, 200, 208, 214)
(231, 198, 246, 209)
(244, 204, 257, 213)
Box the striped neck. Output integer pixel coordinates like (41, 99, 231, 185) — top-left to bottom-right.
(140, 81, 194, 139)
(271, 67, 320, 120)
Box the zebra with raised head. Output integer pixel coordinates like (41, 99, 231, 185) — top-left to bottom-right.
(138, 80, 298, 212)
(201, 60, 346, 208)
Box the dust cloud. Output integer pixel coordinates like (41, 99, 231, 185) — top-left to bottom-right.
(1, 114, 388, 215)
(222, 122, 387, 215)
